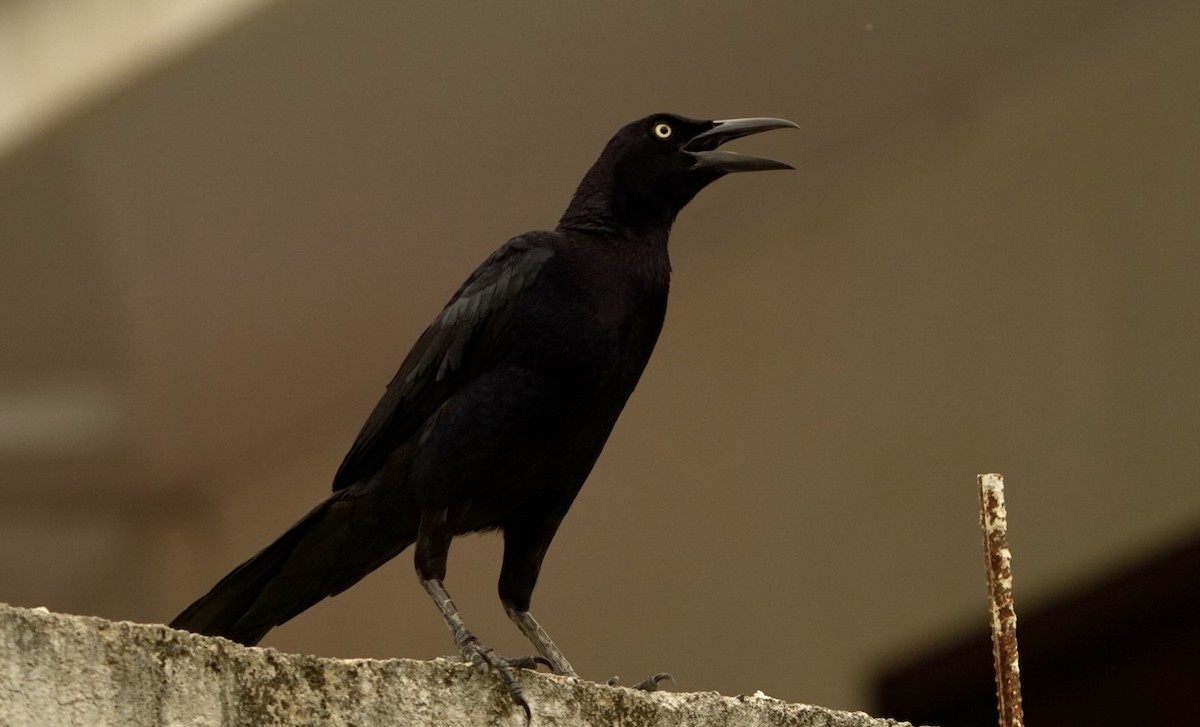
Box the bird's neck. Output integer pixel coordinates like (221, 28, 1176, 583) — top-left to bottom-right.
(557, 196, 673, 288)
(557, 166, 679, 242)
(557, 205, 675, 244)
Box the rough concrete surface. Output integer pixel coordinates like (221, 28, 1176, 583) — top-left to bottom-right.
(0, 602, 923, 726)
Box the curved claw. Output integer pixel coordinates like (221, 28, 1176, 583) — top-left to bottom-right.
(607, 672, 674, 691)
(506, 655, 555, 672)
(459, 642, 533, 722)
(633, 672, 674, 691)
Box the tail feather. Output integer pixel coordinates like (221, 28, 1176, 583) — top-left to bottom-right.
(170, 490, 413, 645)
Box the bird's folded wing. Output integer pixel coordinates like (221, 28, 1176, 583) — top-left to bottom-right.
(331, 235, 555, 490)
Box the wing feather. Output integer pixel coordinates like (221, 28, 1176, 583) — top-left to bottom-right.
(331, 236, 555, 490)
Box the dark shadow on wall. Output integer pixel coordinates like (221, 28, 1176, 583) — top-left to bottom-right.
(873, 530, 1200, 726)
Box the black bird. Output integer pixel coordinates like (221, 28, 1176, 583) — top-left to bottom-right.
(171, 113, 796, 717)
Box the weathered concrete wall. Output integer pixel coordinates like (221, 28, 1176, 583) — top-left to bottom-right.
(0, 602, 922, 726)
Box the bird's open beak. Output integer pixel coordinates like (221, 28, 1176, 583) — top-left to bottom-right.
(685, 117, 799, 172)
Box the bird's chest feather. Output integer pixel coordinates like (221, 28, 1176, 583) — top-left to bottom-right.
(522, 253, 669, 390)
(428, 256, 667, 506)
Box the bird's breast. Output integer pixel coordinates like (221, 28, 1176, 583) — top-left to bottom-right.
(530, 273, 665, 383)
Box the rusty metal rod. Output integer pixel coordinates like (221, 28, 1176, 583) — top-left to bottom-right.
(979, 473, 1024, 727)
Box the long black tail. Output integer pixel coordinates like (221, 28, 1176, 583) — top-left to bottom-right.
(170, 488, 413, 645)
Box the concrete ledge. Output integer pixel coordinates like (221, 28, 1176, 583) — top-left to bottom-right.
(0, 602, 922, 726)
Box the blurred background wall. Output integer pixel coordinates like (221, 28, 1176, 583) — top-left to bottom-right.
(1, 0, 1197, 718)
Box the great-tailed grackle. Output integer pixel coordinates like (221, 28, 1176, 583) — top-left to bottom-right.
(171, 113, 796, 717)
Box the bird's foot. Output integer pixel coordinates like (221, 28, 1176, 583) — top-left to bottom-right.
(457, 640, 534, 722)
(607, 672, 674, 691)
(507, 655, 555, 671)
(443, 653, 552, 671)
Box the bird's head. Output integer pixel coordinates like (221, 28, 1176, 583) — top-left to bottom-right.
(560, 113, 798, 234)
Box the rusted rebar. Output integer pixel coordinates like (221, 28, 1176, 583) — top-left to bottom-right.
(978, 473, 1024, 727)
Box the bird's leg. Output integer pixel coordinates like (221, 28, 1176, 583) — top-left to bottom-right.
(497, 519, 669, 690)
(505, 603, 669, 690)
(505, 596, 669, 690)
(504, 603, 579, 678)
(416, 513, 532, 720)
(498, 519, 581, 678)
(420, 578, 534, 719)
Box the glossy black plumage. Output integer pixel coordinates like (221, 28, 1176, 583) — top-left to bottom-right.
(170, 113, 795, 715)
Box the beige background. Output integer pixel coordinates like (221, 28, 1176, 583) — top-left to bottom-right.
(2, 0, 1198, 714)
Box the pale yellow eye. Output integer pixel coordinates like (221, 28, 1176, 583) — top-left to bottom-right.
(653, 122, 673, 139)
